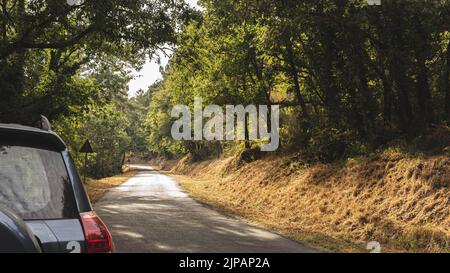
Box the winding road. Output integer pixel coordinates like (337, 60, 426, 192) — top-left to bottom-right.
(94, 165, 316, 253)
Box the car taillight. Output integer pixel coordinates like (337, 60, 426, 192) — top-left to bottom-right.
(79, 211, 114, 253)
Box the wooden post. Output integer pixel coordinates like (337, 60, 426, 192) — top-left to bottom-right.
(79, 140, 94, 184)
(84, 152, 88, 184)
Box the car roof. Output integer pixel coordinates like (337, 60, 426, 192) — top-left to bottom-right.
(0, 123, 67, 151)
(0, 123, 47, 133)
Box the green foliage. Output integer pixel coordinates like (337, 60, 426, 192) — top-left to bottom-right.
(307, 127, 353, 163)
(147, 0, 450, 162)
(54, 98, 149, 178)
(0, 0, 194, 123)
(0, 0, 193, 178)
(79, 105, 132, 178)
(2, 0, 450, 173)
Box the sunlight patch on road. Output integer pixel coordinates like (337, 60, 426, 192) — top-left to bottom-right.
(115, 230, 144, 239)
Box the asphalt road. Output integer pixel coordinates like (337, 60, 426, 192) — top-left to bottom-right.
(94, 165, 317, 253)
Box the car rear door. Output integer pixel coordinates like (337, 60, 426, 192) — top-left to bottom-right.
(0, 136, 86, 253)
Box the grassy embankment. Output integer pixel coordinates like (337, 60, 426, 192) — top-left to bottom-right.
(84, 165, 138, 203)
(156, 149, 450, 253)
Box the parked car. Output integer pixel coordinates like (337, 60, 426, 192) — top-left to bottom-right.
(0, 117, 114, 253)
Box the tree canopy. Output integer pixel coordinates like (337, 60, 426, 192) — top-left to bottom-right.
(147, 0, 450, 161)
(0, 0, 193, 123)
(1, 0, 449, 177)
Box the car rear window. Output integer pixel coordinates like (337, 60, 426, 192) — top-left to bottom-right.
(0, 143, 78, 220)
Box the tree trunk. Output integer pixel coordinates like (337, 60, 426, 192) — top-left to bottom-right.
(242, 75, 251, 150)
(392, 62, 413, 132)
(353, 39, 376, 140)
(244, 113, 250, 149)
(321, 28, 339, 124)
(386, 1, 412, 133)
(381, 72, 393, 123)
(445, 41, 450, 121)
(414, 20, 434, 125)
(249, 47, 272, 133)
(285, 42, 309, 118)
(416, 53, 433, 125)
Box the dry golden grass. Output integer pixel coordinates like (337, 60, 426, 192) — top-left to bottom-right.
(167, 151, 450, 253)
(85, 168, 138, 203)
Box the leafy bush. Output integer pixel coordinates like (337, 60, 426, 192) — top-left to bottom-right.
(54, 105, 132, 179)
(307, 128, 355, 163)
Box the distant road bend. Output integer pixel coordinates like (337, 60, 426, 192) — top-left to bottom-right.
(95, 164, 317, 253)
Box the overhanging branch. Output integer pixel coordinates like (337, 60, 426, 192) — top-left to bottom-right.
(0, 24, 96, 59)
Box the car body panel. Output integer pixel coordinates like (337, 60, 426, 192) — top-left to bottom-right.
(27, 220, 86, 253)
(0, 206, 42, 253)
(45, 219, 86, 253)
(25, 221, 60, 253)
(62, 150, 93, 213)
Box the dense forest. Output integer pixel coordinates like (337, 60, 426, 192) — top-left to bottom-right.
(148, 0, 450, 162)
(1, 0, 449, 178)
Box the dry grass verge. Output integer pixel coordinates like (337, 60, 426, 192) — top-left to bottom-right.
(85, 168, 138, 203)
(164, 151, 450, 253)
